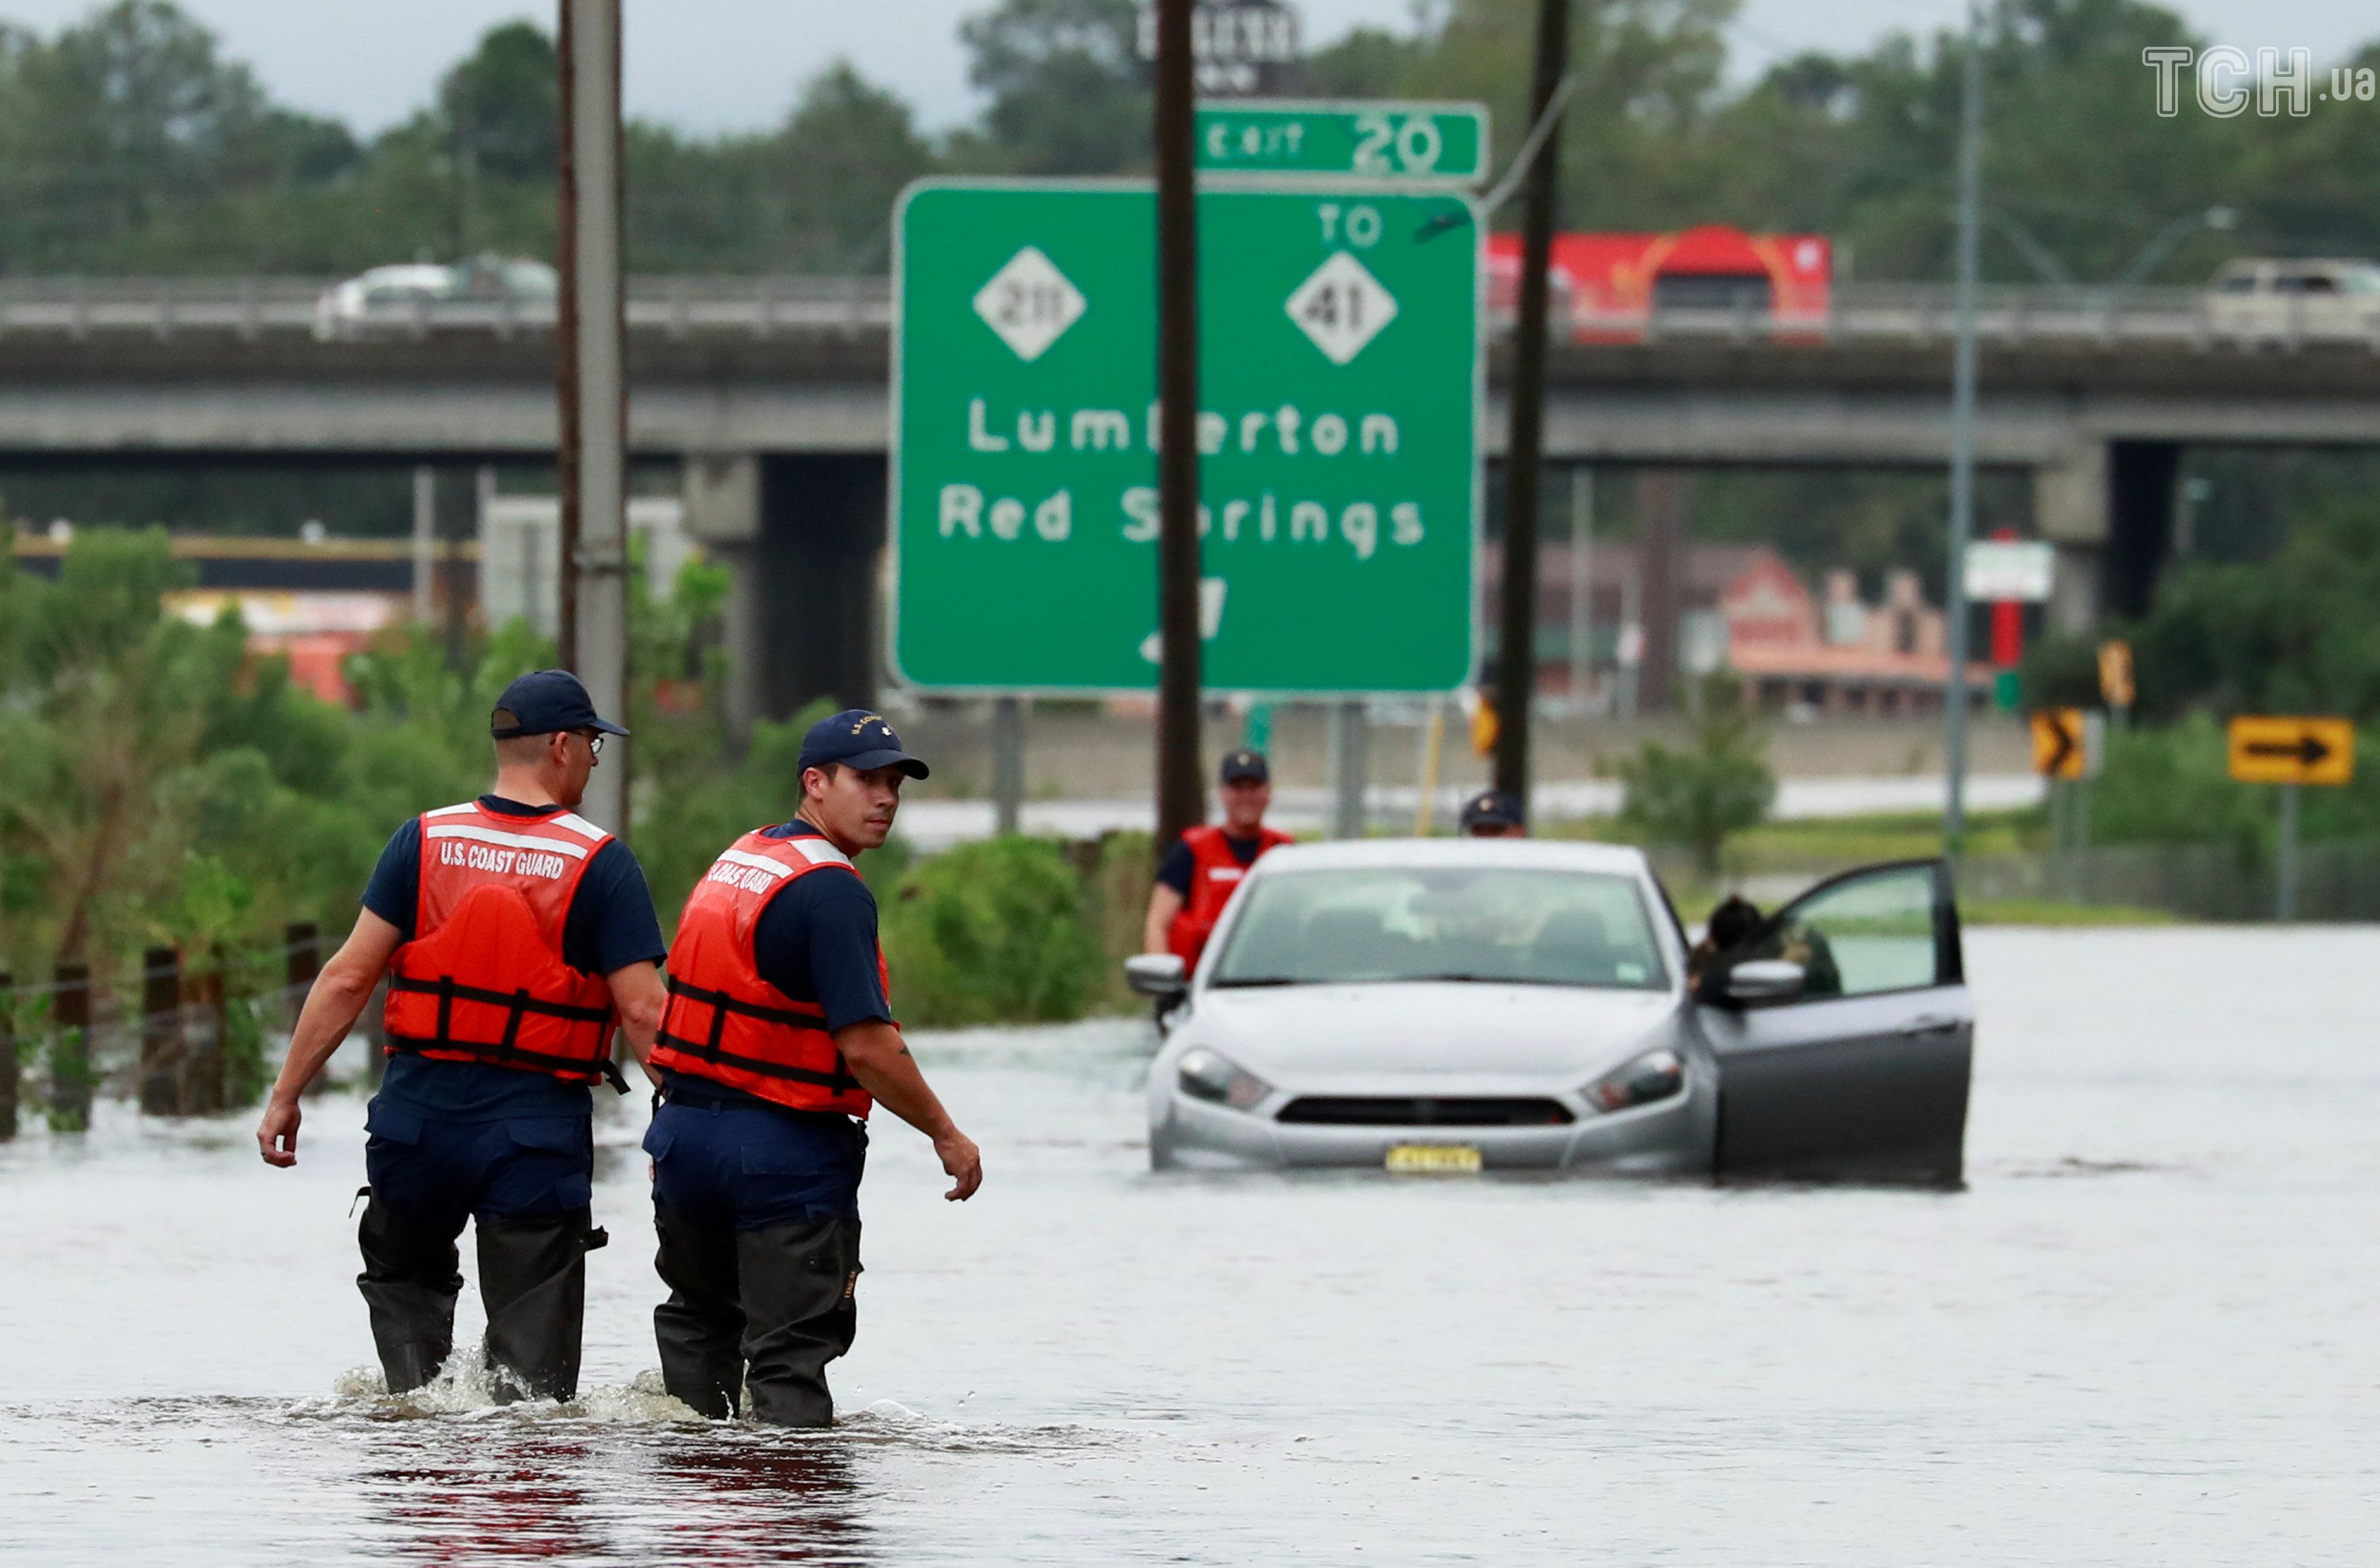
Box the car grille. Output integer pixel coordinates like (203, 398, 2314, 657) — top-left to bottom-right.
(1275, 1096, 1575, 1127)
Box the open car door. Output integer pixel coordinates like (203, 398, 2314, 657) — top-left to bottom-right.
(1699, 859, 1971, 1186)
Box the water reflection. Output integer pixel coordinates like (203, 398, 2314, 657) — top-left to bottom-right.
(643, 1433, 872, 1563)
(349, 1418, 872, 1564)
(362, 1431, 611, 1563)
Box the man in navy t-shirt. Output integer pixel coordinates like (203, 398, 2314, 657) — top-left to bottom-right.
(643, 709, 981, 1426)
(256, 670, 668, 1403)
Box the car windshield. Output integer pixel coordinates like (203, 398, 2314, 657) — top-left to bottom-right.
(1208, 866, 1669, 991)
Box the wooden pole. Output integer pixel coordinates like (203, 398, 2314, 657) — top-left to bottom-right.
(557, 0, 630, 834)
(0, 971, 17, 1142)
(555, 0, 581, 668)
(140, 944, 182, 1116)
(286, 921, 321, 1003)
(1493, 0, 1572, 811)
(1152, 0, 1206, 857)
(50, 960, 90, 1133)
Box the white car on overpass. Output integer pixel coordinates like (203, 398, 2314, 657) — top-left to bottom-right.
(1127, 838, 1973, 1185)
(313, 256, 558, 338)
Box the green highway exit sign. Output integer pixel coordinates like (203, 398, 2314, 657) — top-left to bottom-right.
(890, 180, 1480, 696)
(1194, 100, 1489, 185)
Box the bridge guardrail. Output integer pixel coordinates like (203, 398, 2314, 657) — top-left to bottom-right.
(0, 276, 2372, 352)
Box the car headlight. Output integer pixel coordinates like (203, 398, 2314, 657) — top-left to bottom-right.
(1584, 1047, 1684, 1112)
(1176, 1046, 1272, 1111)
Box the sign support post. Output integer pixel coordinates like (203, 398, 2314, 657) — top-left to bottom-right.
(992, 697, 1026, 835)
(1329, 701, 1368, 839)
(1152, 0, 1205, 855)
(2277, 782, 2300, 923)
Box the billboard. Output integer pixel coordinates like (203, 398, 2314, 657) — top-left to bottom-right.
(1487, 225, 1833, 341)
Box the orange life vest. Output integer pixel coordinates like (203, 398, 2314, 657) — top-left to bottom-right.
(381, 800, 621, 1087)
(651, 829, 879, 1118)
(1166, 823, 1293, 970)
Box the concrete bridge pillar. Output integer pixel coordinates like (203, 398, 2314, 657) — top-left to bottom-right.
(758, 454, 887, 719)
(2031, 439, 2183, 634)
(2033, 442, 2107, 637)
(2104, 441, 2181, 619)
(682, 452, 763, 746)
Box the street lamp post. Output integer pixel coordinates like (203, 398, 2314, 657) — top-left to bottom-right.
(1943, 0, 1984, 857)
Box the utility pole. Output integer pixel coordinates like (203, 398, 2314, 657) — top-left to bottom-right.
(1153, 0, 1205, 853)
(1943, 0, 1984, 856)
(411, 466, 435, 621)
(1567, 467, 1593, 713)
(556, 0, 629, 832)
(1493, 0, 1571, 813)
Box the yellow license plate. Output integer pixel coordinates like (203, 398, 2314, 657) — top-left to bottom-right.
(1384, 1144, 1482, 1174)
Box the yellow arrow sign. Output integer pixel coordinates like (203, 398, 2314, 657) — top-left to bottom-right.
(2030, 708, 2096, 781)
(2227, 716, 2355, 786)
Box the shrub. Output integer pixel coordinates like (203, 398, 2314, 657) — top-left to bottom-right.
(879, 836, 1104, 1027)
(1618, 670, 1777, 876)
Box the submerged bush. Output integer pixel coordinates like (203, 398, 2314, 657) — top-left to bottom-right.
(879, 836, 1104, 1028)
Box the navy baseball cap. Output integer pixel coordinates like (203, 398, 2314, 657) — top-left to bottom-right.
(1461, 788, 1523, 830)
(1219, 749, 1270, 785)
(798, 709, 930, 780)
(490, 669, 628, 738)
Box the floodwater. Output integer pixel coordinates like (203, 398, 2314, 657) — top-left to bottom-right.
(2, 927, 2375, 1565)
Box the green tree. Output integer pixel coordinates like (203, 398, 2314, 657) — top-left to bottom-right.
(953, 0, 1149, 174)
(0, 528, 223, 964)
(1618, 668, 1778, 876)
(0, 1, 357, 271)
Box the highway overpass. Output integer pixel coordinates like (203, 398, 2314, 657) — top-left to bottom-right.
(4, 275, 2377, 717)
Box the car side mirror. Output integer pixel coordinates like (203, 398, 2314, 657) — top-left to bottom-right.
(1722, 959, 1806, 1006)
(1125, 954, 1189, 999)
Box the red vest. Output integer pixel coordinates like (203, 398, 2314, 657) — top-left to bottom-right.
(382, 801, 620, 1085)
(1167, 823, 1293, 970)
(651, 829, 879, 1117)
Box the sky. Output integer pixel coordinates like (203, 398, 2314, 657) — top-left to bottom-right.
(0, 0, 2368, 137)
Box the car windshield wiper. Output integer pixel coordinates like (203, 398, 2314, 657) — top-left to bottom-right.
(1209, 975, 1304, 988)
(1401, 972, 1514, 984)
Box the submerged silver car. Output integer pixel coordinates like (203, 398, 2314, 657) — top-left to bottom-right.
(1128, 838, 1972, 1185)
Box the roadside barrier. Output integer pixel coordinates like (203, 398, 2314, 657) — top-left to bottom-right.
(0, 923, 340, 1137)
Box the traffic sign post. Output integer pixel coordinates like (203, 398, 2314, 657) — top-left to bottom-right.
(2031, 706, 2105, 891)
(1193, 101, 1489, 185)
(2226, 715, 2356, 922)
(890, 180, 1480, 696)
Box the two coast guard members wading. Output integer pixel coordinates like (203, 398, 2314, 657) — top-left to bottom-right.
(260, 681, 980, 1426)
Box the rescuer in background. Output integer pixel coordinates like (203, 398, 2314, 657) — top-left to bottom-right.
(255, 670, 668, 1403)
(1144, 749, 1294, 973)
(645, 710, 981, 1428)
(1460, 788, 1527, 838)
